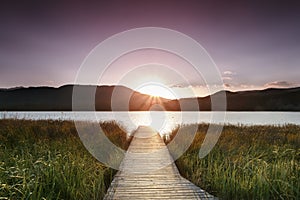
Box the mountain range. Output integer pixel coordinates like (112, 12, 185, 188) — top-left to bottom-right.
(0, 85, 300, 111)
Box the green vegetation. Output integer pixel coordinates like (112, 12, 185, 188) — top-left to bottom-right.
(170, 124, 300, 200)
(0, 119, 129, 200)
(1, 119, 299, 200)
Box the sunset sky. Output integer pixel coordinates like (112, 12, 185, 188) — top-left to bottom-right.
(0, 0, 299, 97)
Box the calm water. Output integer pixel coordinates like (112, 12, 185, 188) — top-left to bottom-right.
(1, 111, 299, 134)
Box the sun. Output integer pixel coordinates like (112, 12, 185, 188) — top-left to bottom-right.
(136, 83, 176, 99)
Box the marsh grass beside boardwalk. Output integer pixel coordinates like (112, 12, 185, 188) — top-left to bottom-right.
(169, 124, 300, 200)
(0, 119, 129, 200)
(1, 119, 299, 200)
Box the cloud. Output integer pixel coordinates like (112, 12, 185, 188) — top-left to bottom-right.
(169, 83, 192, 88)
(169, 82, 207, 88)
(222, 71, 236, 81)
(223, 70, 236, 75)
(46, 80, 55, 84)
(240, 84, 256, 88)
(264, 81, 295, 88)
(222, 76, 232, 80)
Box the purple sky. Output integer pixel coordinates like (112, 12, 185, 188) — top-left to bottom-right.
(0, 0, 300, 96)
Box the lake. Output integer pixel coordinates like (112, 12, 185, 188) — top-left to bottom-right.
(1, 111, 299, 134)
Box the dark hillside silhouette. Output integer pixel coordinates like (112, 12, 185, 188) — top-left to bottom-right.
(0, 85, 299, 111)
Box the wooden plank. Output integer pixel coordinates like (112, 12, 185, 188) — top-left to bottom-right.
(104, 126, 216, 200)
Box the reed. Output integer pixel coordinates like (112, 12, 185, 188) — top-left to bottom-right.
(169, 124, 300, 199)
(1, 119, 299, 199)
(0, 119, 129, 200)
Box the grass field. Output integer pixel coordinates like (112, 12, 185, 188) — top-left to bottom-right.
(0, 119, 130, 200)
(1, 120, 299, 199)
(169, 124, 300, 200)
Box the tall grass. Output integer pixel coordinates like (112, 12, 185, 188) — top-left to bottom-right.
(0, 119, 128, 200)
(2, 119, 299, 199)
(169, 124, 300, 199)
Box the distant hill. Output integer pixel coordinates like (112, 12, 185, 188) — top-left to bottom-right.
(0, 85, 177, 111)
(172, 87, 300, 111)
(0, 85, 300, 111)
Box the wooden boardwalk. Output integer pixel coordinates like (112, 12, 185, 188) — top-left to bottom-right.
(104, 126, 216, 200)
